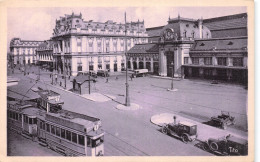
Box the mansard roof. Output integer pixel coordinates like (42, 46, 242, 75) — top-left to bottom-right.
(10, 38, 44, 47)
(128, 43, 158, 54)
(190, 36, 247, 53)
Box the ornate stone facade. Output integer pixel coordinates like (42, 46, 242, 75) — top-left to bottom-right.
(9, 38, 43, 65)
(51, 12, 149, 76)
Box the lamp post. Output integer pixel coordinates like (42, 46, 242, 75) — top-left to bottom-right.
(125, 12, 130, 106)
(171, 61, 174, 90)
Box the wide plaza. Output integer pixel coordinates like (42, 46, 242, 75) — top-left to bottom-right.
(7, 66, 248, 156)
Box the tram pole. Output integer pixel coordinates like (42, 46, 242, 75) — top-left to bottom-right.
(125, 12, 130, 106)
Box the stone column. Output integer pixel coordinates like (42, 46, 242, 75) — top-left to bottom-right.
(136, 57, 139, 69)
(117, 55, 122, 72)
(143, 57, 146, 69)
(159, 49, 167, 76)
(93, 57, 98, 71)
(110, 56, 114, 72)
(102, 57, 105, 70)
(151, 57, 154, 73)
(130, 57, 134, 70)
(227, 57, 233, 66)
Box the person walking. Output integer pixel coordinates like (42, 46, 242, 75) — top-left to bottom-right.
(106, 77, 109, 83)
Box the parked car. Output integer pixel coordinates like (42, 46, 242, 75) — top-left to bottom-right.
(161, 120, 198, 143)
(132, 69, 148, 78)
(203, 134, 248, 155)
(77, 71, 97, 78)
(209, 111, 236, 129)
(97, 70, 109, 77)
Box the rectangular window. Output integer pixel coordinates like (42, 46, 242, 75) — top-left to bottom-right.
(72, 132, 77, 143)
(192, 58, 199, 65)
(61, 128, 65, 138)
(40, 121, 42, 129)
(51, 125, 55, 134)
(233, 57, 243, 66)
(19, 114, 22, 121)
(25, 116, 28, 123)
(66, 130, 72, 141)
(78, 135, 85, 146)
(184, 57, 189, 64)
(204, 57, 212, 65)
(217, 57, 227, 66)
(77, 38, 82, 52)
(15, 113, 18, 120)
(89, 43, 93, 53)
(42, 121, 45, 130)
(87, 137, 91, 147)
(56, 127, 61, 137)
(46, 123, 50, 132)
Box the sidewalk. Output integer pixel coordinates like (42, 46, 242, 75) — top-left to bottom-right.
(25, 71, 115, 103)
(151, 113, 247, 142)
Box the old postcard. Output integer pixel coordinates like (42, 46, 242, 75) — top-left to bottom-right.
(0, 0, 254, 162)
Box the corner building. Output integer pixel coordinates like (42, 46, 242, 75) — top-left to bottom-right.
(9, 38, 43, 65)
(51, 12, 148, 76)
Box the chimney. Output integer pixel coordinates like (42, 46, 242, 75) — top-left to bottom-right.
(198, 17, 203, 38)
(173, 116, 176, 124)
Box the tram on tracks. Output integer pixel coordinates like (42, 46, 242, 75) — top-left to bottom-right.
(7, 100, 105, 156)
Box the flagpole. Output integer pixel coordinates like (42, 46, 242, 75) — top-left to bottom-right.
(125, 12, 130, 106)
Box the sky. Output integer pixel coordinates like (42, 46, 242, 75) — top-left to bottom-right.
(7, 7, 247, 50)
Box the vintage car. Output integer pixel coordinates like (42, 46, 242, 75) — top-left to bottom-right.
(203, 134, 248, 156)
(161, 120, 198, 143)
(77, 71, 97, 78)
(97, 70, 109, 77)
(209, 111, 236, 129)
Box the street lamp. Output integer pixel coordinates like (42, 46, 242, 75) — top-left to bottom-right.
(125, 12, 130, 106)
(171, 61, 174, 90)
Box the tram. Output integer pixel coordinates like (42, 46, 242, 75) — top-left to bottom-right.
(7, 100, 105, 156)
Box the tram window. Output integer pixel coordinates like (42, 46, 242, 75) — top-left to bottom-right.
(25, 116, 28, 123)
(23, 115, 26, 122)
(61, 129, 65, 138)
(72, 132, 77, 143)
(42, 122, 45, 130)
(87, 137, 91, 147)
(46, 123, 50, 132)
(92, 136, 104, 147)
(33, 118, 37, 124)
(40, 121, 42, 129)
(56, 127, 61, 137)
(19, 114, 22, 121)
(66, 130, 71, 141)
(15, 113, 18, 120)
(51, 125, 55, 134)
(78, 135, 85, 146)
(29, 118, 32, 124)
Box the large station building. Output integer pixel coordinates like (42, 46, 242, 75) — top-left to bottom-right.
(9, 12, 248, 83)
(127, 13, 248, 83)
(51, 12, 148, 76)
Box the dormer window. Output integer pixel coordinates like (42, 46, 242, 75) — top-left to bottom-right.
(183, 30, 187, 38)
(200, 43, 205, 46)
(76, 20, 79, 23)
(191, 31, 195, 38)
(227, 41, 233, 45)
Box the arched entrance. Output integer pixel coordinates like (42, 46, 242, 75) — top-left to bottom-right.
(139, 62, 144, 69)
(146, 62, 151, 71)
(166, 52, 174, 77)
(133, 61, 137, 69)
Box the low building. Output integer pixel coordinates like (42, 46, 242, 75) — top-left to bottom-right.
(72, 75, 95, 94)
(36, 40, 54, 71)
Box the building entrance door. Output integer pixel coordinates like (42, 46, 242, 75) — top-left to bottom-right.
(166, 52, 174, 77)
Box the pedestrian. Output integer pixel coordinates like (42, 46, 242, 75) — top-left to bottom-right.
(130, 75, 133, 81)
(55, 74, 58, 84)
(115, 76, 118, 80)
(106, 78, 108, 83)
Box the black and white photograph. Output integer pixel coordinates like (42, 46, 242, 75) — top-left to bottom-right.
(1, 0, 255, 161)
